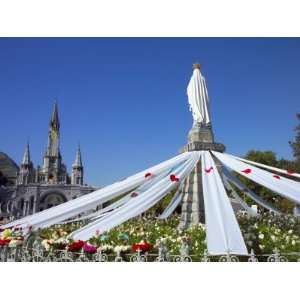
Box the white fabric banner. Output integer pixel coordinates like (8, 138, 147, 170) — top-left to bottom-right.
(1, 152, 192, 230)
(157, 183, 184, 219)
(213, 151, 300, 205)
(61, 169, 174, 224)
(222, 174, 257, 216)
(69, 152, 201, 241)
(201, 151, 248, 255)
(231, 154, 300, 179)
(222, 167, 281, 214)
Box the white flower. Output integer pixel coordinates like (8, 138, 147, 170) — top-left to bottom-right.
(288, 229, 293, 234)
(8, 239, 23, 248)
(292, 240, 296, 246)
(271, 235, 276, 242)
(114, 245, 130, 253)
(100, 244, 113, 251)
(259, 244, 265, 250)
(41, 239, 50, 251)
(259, 234, 264, 240)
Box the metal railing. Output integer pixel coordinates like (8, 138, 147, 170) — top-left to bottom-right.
(1, 245, 299, 262)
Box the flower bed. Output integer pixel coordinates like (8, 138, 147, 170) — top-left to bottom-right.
(5, 213, 299, 259)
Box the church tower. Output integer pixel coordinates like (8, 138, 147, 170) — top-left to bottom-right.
(71, 145, 84, 185)
(17, 142, 34, 185)
(41, 101, 67, 184)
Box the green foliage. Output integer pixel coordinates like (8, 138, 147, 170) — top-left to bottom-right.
(289, 113, 300, 163)
(238, 213, 300, 256)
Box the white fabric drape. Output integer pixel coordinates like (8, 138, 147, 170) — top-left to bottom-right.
(231, 154, 300, 179)
(201, 151, 248, 255)
(61, 169, 174, 224)
(157, 183, 184, 219)
(213, 151, 300, 205)
(1, 152, 193, 230)
(222, 173, 257, 216)
(222, 167, 280, 214)
(69, 152, 201, 241)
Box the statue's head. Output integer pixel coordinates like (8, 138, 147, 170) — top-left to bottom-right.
(192, 63, 201, 70)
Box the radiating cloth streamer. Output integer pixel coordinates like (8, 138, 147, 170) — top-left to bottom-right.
(201, 151, 248, 255)
(222, 174, 257, 216)
(231, 154, 300, 180)
(69, 152, 201, 241)
(158, 183, 184, 219)
(213, 151, 300, 205)
(1, 152, 192, 230)
(30, 159, 190, 230)
(222, 167, 280, 214)
(58, 169, 173, 224)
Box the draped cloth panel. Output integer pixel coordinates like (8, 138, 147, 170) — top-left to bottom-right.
(1, 152, 193, 230)
(213, 151, 300, 205)
(69, 152, 201, 241)
(157, 183, 184, 220)
(222, 167, 281, 214)
(201, 151, 248, 255)
(57, 169, 174, 225)
(30, 156, 193, 230)
(231, 155, 300, 179)
(222, 173, 257, 216)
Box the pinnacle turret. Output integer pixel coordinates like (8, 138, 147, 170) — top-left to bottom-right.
(22, 141, 31, 165)
(73, 144, 83, 167)
(71, 144, 84, 185)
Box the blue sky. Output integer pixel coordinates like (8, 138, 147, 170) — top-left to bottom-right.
(0, 38, 299, 187)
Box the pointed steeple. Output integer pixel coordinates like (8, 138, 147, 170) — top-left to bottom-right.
(22, 141, 31, 165)
(18, 141, 34, 185)
(50, 100, 60, 131)
(46, 100, 61, 157)
(73, 144, 83, 167)
(71, 144, 84, 185)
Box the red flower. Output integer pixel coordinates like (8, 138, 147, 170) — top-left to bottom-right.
(131, 192, 139, 197)
(205, 167, 213, 173)
(170, 174, 179, 182)
(242, 168, 252, 174)
(132, 242, 152, 253)
(0, 239, 11, 246)
(145, 172, 152, 178)
(68, 240, 85, 252)
(273, 175, 281, 180)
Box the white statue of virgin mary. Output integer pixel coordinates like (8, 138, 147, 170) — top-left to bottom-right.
(187, 64, 211, 126)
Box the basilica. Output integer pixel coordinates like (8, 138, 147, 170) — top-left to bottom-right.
(0, 102, 96, 222)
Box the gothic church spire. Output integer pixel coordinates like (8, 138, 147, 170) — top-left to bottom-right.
(22, 141, 31, 165)
(46, 100, 60, 157)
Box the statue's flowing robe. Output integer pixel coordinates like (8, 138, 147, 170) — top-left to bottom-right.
(187, 68, 211, 125)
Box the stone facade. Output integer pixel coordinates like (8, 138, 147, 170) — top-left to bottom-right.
(0, 102, 96, 222)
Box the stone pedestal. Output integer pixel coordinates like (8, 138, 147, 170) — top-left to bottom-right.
(178, 123, 225, 229)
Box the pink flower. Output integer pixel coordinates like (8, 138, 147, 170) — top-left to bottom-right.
(83, 243, 97, 254)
